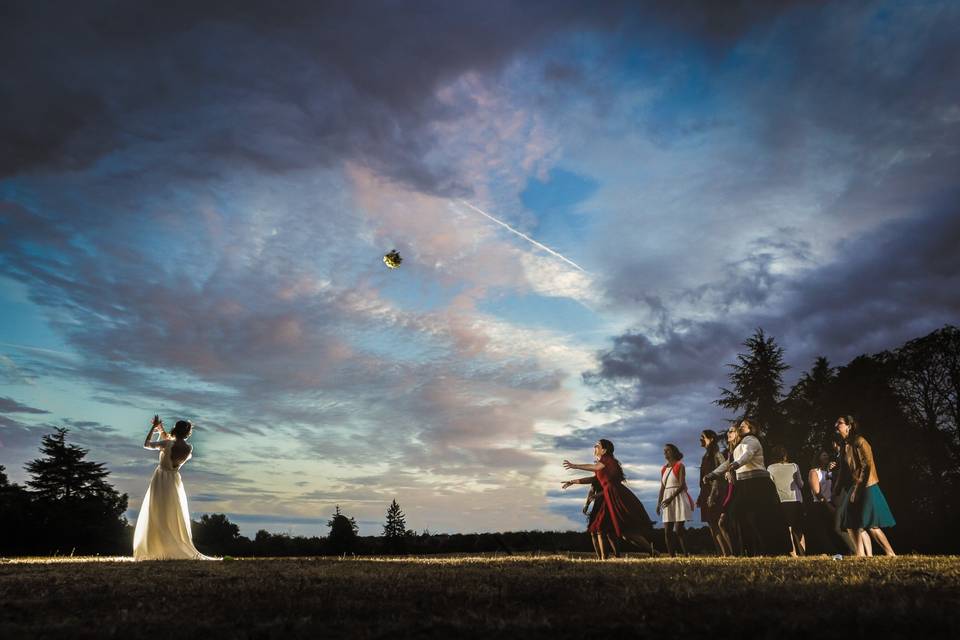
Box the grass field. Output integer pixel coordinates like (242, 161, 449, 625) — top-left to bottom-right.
(2, 555, 958, 638)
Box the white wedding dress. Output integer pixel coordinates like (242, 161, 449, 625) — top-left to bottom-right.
(133, 439, 214, 560)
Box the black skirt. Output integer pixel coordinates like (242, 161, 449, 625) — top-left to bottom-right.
(727, 475, 792, 555)
(780, 501, 804, 530)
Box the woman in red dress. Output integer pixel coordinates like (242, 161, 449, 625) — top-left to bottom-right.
(563, 439, 657, 559)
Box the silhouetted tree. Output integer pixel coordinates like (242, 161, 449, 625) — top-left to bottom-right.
(0, 465, 33, 554)
(824, 352, 932, 549)
(783, 356, 837, 460)
(192, 513, 241, 555)
(382, 499, 408, 553)
(26, 428, 117, 500)
(892, 326, 960, 461)
(327, 504, 358, 554)
(23, 428, 128, 554)
(716, 328, 790, 442)
(888, 326, 960, 543)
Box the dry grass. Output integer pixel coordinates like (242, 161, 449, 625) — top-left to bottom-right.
(2, 555, 958, 638)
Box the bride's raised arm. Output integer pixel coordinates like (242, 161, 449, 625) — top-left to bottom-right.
(143, 415, 170, 450)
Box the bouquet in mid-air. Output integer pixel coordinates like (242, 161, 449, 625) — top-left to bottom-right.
(383, 249, 402, 269)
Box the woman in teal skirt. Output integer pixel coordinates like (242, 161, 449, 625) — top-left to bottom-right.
(835, 415, 896, 556)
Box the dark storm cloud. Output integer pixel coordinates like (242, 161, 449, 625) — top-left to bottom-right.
(590, 2, 960, 433)
(585, 202, 960, 456)
(584, 321, 740, 411)
(640, 0, 823, 47)
(1, 1, 604, 189)
(0, 0, 815, 189)
(772, 203, 960, 362)
(744, 4, 960, 214)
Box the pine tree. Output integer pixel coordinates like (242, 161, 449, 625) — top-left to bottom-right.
(25, 428, 116, 501)
(382, 499, 408, 553)
(716, 328, 790, 443)
(326, 504, 358, 554)
(783, 356, 837, 459)
(23, 428, 128, 554)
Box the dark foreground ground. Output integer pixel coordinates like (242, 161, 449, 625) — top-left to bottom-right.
(1, 555, 958, 639)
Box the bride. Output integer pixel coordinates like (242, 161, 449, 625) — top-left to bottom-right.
(133, 416, 216, 560)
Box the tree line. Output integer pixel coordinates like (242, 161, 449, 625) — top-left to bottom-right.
(715, 325, 959, 553)
(2, 324, 958, 555)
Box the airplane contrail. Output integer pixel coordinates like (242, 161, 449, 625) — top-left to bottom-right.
(457, 199, 586, 272)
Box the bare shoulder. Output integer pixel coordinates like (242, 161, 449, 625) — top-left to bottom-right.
(171, 440, 192, 459)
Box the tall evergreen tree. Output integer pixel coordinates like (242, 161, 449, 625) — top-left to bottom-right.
(716, 328, 790, 443)
(23, 428, 129, 554)
(783, 356, 837, 459)
(382, 499, 408, 553)
(25, 428, 116, 501)
(326, 504, 358, 554)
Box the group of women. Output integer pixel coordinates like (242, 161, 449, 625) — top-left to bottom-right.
(561, 415, 897, 558)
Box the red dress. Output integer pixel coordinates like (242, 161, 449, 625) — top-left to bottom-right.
(588, 454, 655, 536)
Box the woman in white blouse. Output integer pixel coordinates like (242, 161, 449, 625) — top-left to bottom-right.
(767, 445, 805, 556)
(704, 419, 791, 556)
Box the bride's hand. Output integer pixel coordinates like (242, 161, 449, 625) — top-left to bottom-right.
(562, 460, 574, 470)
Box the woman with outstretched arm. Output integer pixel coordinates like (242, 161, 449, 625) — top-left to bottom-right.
(563, 439, 657, 559)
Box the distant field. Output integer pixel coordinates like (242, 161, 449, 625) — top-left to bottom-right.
(2, 555, 958, 638)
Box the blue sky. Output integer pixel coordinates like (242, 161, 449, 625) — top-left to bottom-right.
(1, 1, 959, 537)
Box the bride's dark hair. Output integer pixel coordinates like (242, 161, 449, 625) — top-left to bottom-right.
(171, 420, 193, 439)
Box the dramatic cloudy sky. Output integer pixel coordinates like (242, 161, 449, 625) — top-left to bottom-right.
(1, 1, 958, 536)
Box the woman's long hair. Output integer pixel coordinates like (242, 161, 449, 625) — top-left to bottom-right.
(598, 438, 626, 483)
(702, 429, 720, 456)
(841, 415, 859, 437)
(739, 419, 758, 435)
(171, 420, 192, 439)
(725, 424, 741, 459)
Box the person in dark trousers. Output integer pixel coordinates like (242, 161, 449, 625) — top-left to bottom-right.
(717, 424, 741, 555)
(829, 438, 859, 555)
(767, 445, 806, 556)
(704, 420, 791, 556)
(805, 449, 848, 554)
(697, 429, 731, 555)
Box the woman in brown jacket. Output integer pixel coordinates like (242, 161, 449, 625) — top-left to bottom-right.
(835, 415, 896, 556)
